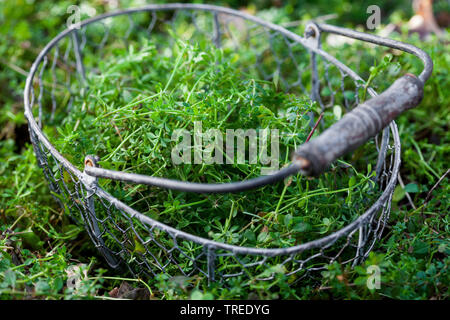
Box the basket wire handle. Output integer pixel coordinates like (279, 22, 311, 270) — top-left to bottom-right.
(84, 161, 302, 194)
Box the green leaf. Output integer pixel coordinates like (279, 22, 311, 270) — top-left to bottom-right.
(343, 91, 355, 101)
(333, 105, 342, 120)
(413, 241, 429, 256)
(348, 176, 356, 188)
(293, 222, 310, 232)
(3, 270, 16, 288)
(393, 185, 406, 202)
(284, 214, 293, 227)
(15, 21, 31, 41)
(438, 243, 447, 254)
(257, 231, 269, 243)
(243, 230, 256, 243)
(0, 254, 11, 272)
(122, 90, 133, 103)
(35, 280, 51, 293)
(19, 230, 44, 250)
(52, 277, 64, 292)
(404, 183, 419, 193)
(191, 290, 204, 300)
(321, 87, 331, 97)
(133, 237, 146, 254)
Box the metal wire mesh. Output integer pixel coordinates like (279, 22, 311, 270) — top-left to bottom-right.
(24, 4, 411, 284)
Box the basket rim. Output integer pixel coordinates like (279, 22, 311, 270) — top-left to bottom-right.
(24, 3, 405, 256)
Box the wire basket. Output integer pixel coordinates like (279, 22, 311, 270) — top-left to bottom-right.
(24, 4, 432, 284)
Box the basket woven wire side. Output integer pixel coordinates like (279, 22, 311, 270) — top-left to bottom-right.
(24, 4, 431, 283)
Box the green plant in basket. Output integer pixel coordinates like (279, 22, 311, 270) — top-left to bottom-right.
(45, 33, 379, 279)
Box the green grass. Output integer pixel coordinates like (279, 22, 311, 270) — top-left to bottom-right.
(0, 0, 448, 300)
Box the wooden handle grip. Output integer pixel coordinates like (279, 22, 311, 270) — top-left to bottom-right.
(294, 74, 424, 176)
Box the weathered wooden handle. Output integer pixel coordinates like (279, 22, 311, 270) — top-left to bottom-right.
(294, 74, 424, 176)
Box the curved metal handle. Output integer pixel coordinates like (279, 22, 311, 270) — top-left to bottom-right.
(315, 23, 433, 83)
(293, 73, 424, 176)
(83, 155, 300, 194)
